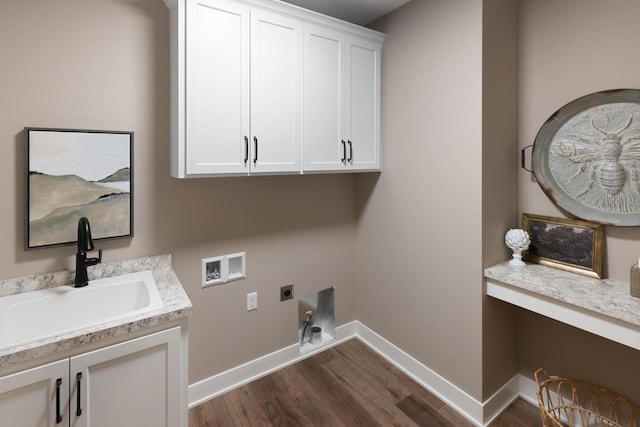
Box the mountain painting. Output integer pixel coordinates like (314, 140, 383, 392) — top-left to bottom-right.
(25, 128, 133, 249)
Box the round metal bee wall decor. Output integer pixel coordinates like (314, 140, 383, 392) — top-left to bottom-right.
(532, 89, 640, 226)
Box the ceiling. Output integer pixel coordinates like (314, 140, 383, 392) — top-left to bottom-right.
(281, 0, 410, 26)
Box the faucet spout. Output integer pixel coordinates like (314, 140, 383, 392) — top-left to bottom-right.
(74, 217, 102, 288)
(78, 216, 94, 252)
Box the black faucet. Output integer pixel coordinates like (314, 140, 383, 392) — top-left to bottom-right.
(74, 217, 102, 287)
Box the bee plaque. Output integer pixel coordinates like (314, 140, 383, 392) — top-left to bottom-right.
(532, 89, 640, 226)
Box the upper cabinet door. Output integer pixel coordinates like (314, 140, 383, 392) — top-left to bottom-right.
(186, 0, 250, 175)
(250, 10, 303, 174)
(303, 30, 381, 173)
(345, 36, 381, 171)
(303, 25, 347, 172)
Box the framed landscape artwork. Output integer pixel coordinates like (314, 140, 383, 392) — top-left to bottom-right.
(25, 128, 133, 249)
(522, 213, 603, 278)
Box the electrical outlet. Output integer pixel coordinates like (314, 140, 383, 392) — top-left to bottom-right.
(247, 291, 258, 311)
(280, 284, 293, 301)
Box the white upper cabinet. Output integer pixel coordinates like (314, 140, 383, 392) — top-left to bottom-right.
(250, 9, 302, 174)
(184, 0, 301, 176)
(345, 36, 381, 171)
(303, 27, 381, 172)
(186, 0, 250, 175)
(303, 25, 346, 171)
(166, 0, 384, 177)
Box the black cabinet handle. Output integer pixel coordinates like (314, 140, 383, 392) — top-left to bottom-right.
(76, 372, 83, 417)
(347, 140, 353, 162)
(341, 140, 346, 163)
(55, 378, 62, 424)
(244, 136, 249, 164)
(253, 136, 258, 165)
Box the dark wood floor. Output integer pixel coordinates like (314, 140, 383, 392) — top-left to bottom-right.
(189, 339, 540, 426)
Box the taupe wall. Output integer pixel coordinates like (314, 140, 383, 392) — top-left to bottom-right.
(517, 0, 640, 402)
(4, 0, 638, 406)
(360, 0, 486, 400)
(0, 0, 358, 384)
(481, 0, 519, 398)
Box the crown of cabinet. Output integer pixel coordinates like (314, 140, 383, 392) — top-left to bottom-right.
(165, 0, 385, 178)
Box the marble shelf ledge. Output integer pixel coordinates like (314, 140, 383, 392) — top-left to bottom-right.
(0, 253, 192, 370)
(484, 261, 640, 351)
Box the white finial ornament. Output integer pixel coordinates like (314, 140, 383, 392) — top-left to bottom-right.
(505, 229, 530, 267)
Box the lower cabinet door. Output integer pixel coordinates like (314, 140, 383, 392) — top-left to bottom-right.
(0, 359, 69, 427)
(70, 327, 181, 427)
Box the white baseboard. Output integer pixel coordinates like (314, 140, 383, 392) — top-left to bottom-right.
(188, 320, 533, 426)
(518, 373, 539, 406)
(354, 322, 486, 424)
(188, 321, 358, 408)
(481, 375, 521, 425)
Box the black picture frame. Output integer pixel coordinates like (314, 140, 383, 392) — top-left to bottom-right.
(25, 127, 134, 249)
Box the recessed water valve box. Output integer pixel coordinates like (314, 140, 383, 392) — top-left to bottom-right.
(202, 256, 223, 287)
(299, 287, 335, 353)
(201, 251, 246, 287)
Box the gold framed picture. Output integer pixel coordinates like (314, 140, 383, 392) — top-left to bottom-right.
(522, 213, 604, 278)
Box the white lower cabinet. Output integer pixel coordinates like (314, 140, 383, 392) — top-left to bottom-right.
(0, 327, 181, 427)
(0, 359, 69, 427)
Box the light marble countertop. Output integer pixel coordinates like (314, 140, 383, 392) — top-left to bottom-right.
(484, 261, 640, 328)
(0, 253, 192, 370)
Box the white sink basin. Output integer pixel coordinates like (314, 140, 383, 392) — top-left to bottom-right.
(0, 271, 163, 351)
